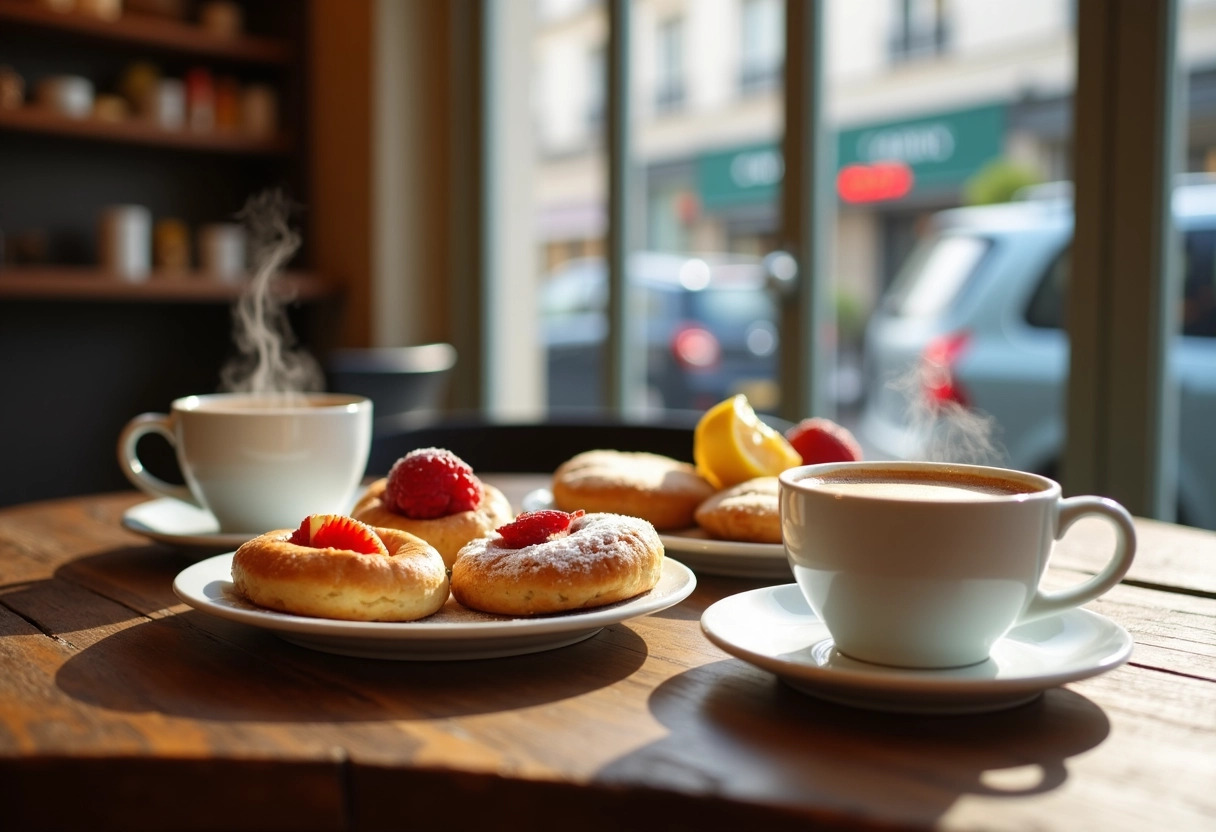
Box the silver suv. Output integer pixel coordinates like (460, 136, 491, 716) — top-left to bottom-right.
(857, 182, 1216, 530)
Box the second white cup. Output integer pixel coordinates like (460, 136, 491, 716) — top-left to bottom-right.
(779, 461, 1136, 669)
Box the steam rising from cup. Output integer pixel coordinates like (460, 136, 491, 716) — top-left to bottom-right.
(219, 190, 323, 396)
(888, 363, 1006, 466)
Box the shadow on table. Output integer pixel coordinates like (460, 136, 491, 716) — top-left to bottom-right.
(42, 543, 651, 723)
(597, 660, 1111, 825)
(0, 539, 206, 638)
(54, 606, 650, 722)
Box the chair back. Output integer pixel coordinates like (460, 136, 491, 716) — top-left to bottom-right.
(326, 343, 456, 425)
(367, 412, 711, 475)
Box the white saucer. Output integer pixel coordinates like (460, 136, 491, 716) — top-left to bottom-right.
(122, 498, 252, 552)
(522, 488, 789, 580)
(700, 584, 1133, 714)
(174, 552, 697, 660)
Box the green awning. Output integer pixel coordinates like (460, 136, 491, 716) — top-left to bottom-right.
(695, 102, 1006, 208)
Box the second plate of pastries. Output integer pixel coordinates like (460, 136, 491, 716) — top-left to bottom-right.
(522, 486, 790, 579)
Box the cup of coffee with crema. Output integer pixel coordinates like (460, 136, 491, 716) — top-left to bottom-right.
(778, 461, 1136, 669)
(118, 392, 373, 533)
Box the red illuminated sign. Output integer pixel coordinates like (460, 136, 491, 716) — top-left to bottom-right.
(836, 161, 915, 203)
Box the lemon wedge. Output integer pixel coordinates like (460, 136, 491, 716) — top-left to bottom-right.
(693, 395, 802, 489)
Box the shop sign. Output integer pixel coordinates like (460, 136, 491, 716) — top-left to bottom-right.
(837, 161, 914, 203)
(693, 102, 1005, 209)
(697, 144, 783, 209)
(836, 102, 1005, 194)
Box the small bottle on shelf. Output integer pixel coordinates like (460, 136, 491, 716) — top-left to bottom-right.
(185, 67, 215, 132)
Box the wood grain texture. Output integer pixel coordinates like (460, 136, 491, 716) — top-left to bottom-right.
(1, 483, 1214, 831)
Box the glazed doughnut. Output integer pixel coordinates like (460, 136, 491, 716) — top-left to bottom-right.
(450, 512, 664, 616)
(694, 476, 781, 544)
(551, 450, 715, 531)
(232, 524, 448, 622)
(351, 478, 514, 568)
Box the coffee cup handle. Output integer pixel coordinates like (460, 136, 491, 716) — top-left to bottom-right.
(1020, 496, 1136, 624)
(117, 412, 198, 507)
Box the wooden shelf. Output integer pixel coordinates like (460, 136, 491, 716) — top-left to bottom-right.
(0, 0, 293, 65)
(0, 105, 292, 154)
(0, 267, 334, 303)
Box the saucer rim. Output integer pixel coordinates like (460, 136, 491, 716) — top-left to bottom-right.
(700, 583, 1134, 697)
(122, 497, 252, 549)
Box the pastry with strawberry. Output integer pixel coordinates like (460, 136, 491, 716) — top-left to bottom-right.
(451, 509, 663, 616)
(231, 514, 448, 621)
(351, 447, 514, 568)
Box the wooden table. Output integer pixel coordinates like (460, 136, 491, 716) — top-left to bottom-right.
(1, 478, 1214, 831)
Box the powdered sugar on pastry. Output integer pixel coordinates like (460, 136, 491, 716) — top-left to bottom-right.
(450, 512, 664, 615)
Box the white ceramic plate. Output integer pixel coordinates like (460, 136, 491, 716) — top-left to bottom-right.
(658, 529, 790, 579)
(174, 552, 697, 660)
(521, 488, 789, 580)
(122, 498, 252, 552)
(701, 584, 1133, 714)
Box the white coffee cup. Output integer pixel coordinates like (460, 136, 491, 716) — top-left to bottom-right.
(98, 204, 152, 281)
(118, 392, 373, 533)
(778, 461, 1136, 669)
(154, 78, 186, 130)
(196, 221, 246, 282)
(198, 223, 246, 281)
(36, 74, 93, 118)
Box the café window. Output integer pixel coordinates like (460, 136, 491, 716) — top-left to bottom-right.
(586, 46, 606, 133)
(889, 0, 949, 63)
(740, 0, 784, 95)
(497, 0, 1195, 529)
(655, 16, 686, 113)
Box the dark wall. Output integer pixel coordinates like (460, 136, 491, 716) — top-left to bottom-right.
(0, 298, 320, 506)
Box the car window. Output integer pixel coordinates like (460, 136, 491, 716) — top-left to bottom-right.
(882, 234, 991, 319)
(638, 284, 678, 325)
(687, 288, 774, 335)
(1026, 247, 1069, 330)
(1183, 228, 1216, 338)
(1024, 228, 1216, 336)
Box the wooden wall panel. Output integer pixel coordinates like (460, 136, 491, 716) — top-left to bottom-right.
(309, 0, 374, 348)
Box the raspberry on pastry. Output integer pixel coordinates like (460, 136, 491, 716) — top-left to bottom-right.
(351, 447, 514, 568)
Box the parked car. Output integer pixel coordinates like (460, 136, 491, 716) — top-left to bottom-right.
(856, 181, 1216, 530)
(541, 253, 779, 412)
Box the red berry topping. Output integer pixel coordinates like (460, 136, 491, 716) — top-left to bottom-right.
(288, 514, 388, 556)
(384, 447, 484, 519)
(496, 509, 584, 549)
(785, 418, 864, 464)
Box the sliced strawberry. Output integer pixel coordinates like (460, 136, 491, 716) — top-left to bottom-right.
(496, 509, 584, 549)
(288, 514, 389, 556)
(785, 418, 863, 464)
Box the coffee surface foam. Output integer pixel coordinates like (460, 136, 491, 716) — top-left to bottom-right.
(806, 468, 1041, 501)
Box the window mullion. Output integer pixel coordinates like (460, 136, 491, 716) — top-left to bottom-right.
(605, 0, 639, 413)
(780, 0, 833, 421)
(1067, 0, 1179, 517)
